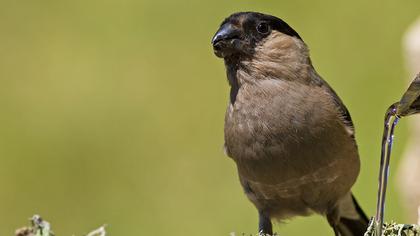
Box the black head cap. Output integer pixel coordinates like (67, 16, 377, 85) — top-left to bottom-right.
(221, 12, 302, 41)
(212, 12, 302, 58)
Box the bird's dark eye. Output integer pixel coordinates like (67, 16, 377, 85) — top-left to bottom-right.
(256, 22, 270, 34)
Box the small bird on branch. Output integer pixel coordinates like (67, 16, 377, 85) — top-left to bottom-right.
(211, 12, 368, 236)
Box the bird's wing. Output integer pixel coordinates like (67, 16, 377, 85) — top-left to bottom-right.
(311, 71, 356, 138)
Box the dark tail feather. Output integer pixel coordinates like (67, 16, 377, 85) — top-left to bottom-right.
(337, 194, 369, 236)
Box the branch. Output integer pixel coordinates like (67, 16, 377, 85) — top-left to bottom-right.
(14, 215, 107, 236)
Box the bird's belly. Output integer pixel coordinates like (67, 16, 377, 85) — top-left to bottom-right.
(241, 165, 347, 218)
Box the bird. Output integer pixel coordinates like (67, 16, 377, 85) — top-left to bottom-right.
(211, 12, 369, 236)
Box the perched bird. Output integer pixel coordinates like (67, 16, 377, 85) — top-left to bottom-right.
(211, 12, 368, 235)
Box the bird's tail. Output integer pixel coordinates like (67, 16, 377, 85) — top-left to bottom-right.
(337, 193, 369, 236)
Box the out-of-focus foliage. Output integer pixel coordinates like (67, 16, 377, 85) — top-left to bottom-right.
(1, 1, 420, 235)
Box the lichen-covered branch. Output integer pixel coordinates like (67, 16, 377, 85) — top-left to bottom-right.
(14, 215, 106, 236)
(364, 218, 420, 236)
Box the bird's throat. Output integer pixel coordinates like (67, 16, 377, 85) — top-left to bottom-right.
(225, 61, 240, 105)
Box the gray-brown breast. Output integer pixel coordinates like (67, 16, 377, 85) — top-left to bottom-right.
(224, 78, 360, 217)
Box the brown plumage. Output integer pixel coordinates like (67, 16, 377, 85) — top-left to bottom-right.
(212, 12, 368, 235)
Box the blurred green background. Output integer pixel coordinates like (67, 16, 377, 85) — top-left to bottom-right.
(1, 0, 420, 235)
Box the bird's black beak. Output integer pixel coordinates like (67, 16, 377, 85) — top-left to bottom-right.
(212, 23, 240, 45)
(212, 23, 243, 58)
